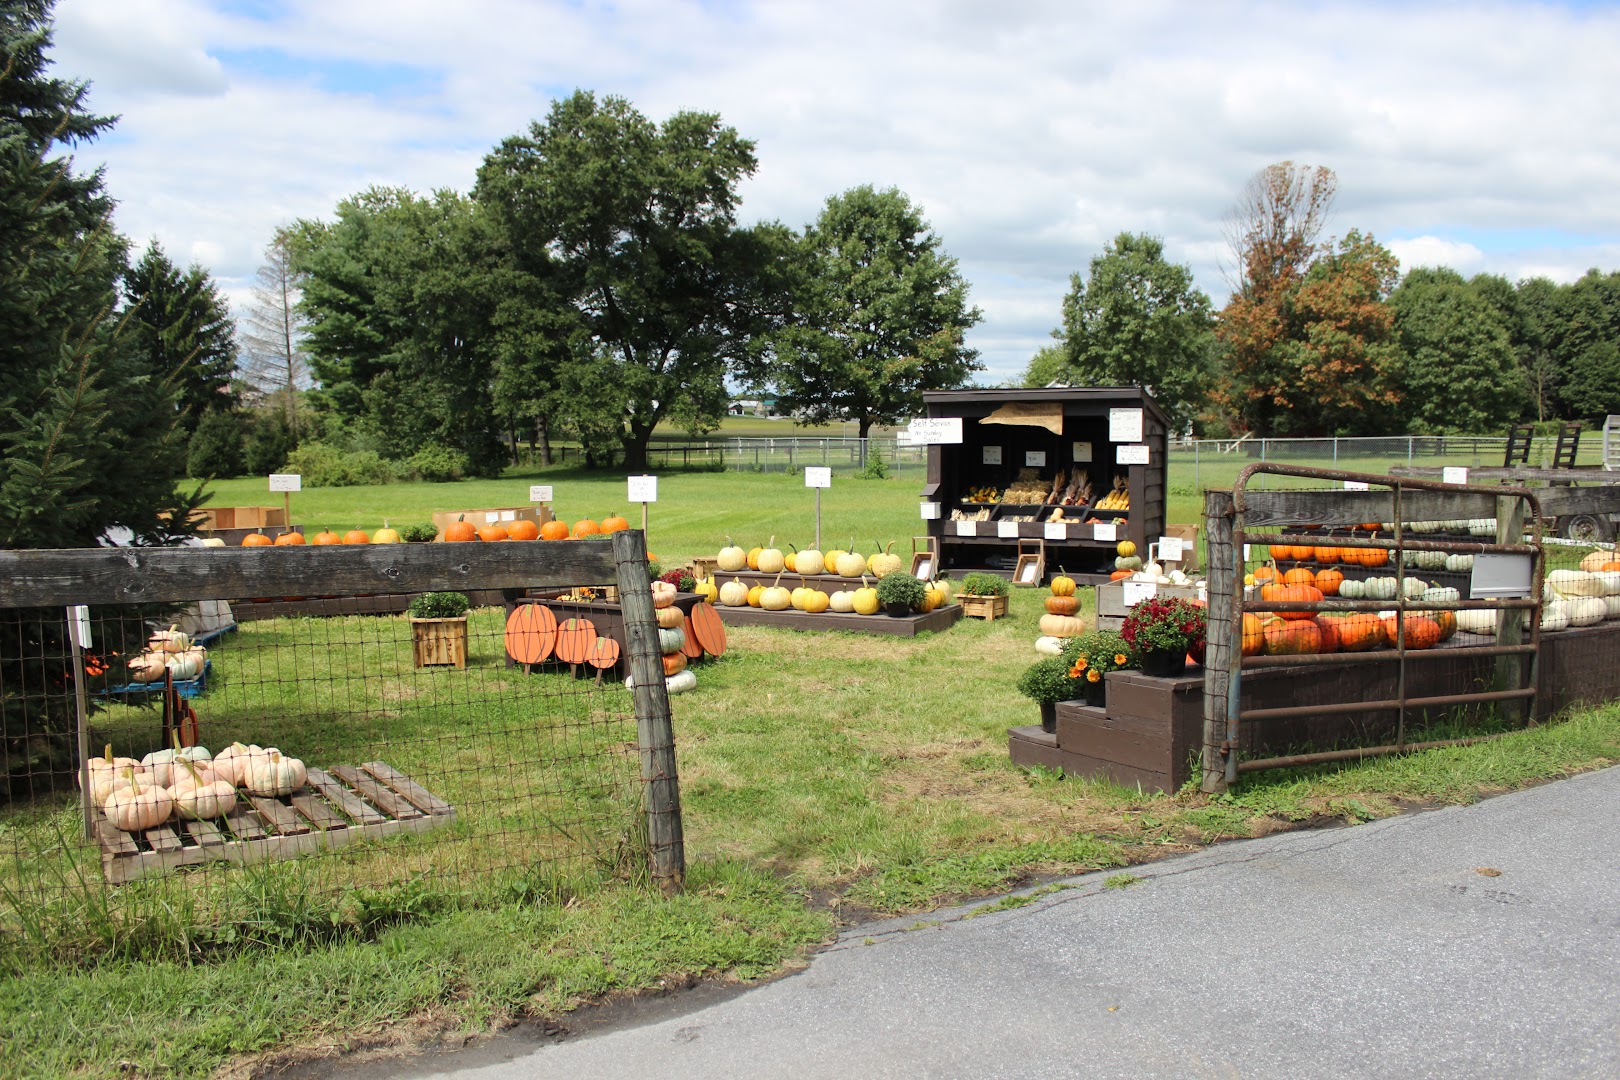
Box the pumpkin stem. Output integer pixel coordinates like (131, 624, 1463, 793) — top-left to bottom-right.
(124, 766, 140, 797)
(103, 743, 113, 765)
(767, 535, 775, 548)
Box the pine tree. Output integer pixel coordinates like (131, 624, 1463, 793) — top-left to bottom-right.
(124, 240, 240, 436)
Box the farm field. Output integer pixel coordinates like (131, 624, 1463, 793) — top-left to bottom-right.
(6, 463, 1619, 1076)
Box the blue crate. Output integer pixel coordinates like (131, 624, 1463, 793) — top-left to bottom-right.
(99, 659, 211, 700)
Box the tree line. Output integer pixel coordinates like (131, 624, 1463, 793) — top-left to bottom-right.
(1028, 162, 1620, 438)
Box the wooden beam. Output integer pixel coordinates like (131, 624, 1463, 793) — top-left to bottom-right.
(1238, 489, 1505, 527)
(0, 542, 619, 608)
(1534, 486, 1620, 519)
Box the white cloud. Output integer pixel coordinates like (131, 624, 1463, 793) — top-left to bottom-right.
(1389, 236, 1487, 275)
(44, 0, 1620, 384)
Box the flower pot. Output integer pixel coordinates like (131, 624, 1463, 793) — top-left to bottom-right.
(410, 616, 468, 669)
(1039, 701, 1057, 733)
(1080, 679, 1107, 707)
(1139, 648, 1187, 678)
(884, 601, 913, 618)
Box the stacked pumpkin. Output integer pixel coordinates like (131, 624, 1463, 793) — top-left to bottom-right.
(83, 740, 308, 834)
(650, 580, 698, 693)
(1037, 573, 1084, 650)
(125, 625, 209, 684)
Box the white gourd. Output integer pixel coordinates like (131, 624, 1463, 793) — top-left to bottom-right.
(1034, 636, 1064, 656)
(795, 549, 825, 576)
(1337, 579, 1366, 600)
(1401, 577, 1428, 599)
(718, 578, 749, 606)
(1597, 571, 1620, 597)
(1454, 609, 1497, 635)
(1605, 594, 1620, 619)
(1445, 553, 1474, 573)
(1547, 569, 1603, 599)
(164, 647, 207, 681)
(834, 551, 867, 578)
(1363, 577, 1397, 601)
(828, 590, 856, 613)
(1421, 586, 1460, 603)
(1566, 597, 1606, 627)
(244, 749, 306, 797)
(1541, 601, 1571, 632)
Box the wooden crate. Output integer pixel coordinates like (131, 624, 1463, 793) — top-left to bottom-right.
(411, 617, 468, 668)
(94, 762, 455, 883)
(959, 593, 1009, 620)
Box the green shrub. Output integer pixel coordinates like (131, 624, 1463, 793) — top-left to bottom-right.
(1016, 656, 1087, 705)
(407, 592, 469, 619)
(858, 446, 890, 480)
(186, 408, 245, 479)
(960, 572, 1010, 597)
(406, 443, 471, 483)
(283, 443, 398, 487)
(874, 572, 926, 610)
(397, 522, 439, 543)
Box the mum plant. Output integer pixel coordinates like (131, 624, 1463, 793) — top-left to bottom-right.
(407, 592, 470, 619)
(960, 572, 1010, 598)
(1120, 596, 1206, 656)
(1059, 629, 1136, 688)
(1015, 656, 1089, 706)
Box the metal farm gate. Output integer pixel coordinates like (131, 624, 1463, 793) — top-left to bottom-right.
(1201, 465, 1545, 792)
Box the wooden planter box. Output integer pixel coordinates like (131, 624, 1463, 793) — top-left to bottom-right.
(411, 616, 468, 669)
(959, 593, 1009, 620)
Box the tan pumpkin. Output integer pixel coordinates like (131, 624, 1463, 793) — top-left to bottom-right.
(650, 580, 678, 608)
(867, 540, 903, 578)
(760, 580, 793, 611)
(1044, 595, 1079, 617)
(1038, 613, 1085, 638)
(719, 578, 749, 606)
(655, 605, 686, 629)
(834, 549, 868, 578)
(244, 749, 307, 796)
(717, 537, 747, 572)
(103, 769, 173, 832)
(828, 590, 856, 613)
(795, 547, 825, 576)
(756, 536, 786, 574)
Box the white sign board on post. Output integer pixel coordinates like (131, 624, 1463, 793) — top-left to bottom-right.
(1158, 536, 1185, 562)
(804, 467, 831, 489)
(906, 417, 964, 444)
(268, 473, 302, 493)
(1442, 466, 1470, 486)
(627, 475, 657, 503)
(529, 485, 553, 503)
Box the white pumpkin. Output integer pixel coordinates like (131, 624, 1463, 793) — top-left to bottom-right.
(103, 771, 173, 832)
(141, 743, 212, 788)
(1362, 577, 1398, 601)
(1454, 609, 1497, 635)
(1605, 594, 1620, 619)
(1541, 601, 1571, 632)
(795, 548, 825, 576)
(211, 742, 269, 787)
(665, 669, 698, 694)
(1421, 586, 1460, 604)
(1597, 571, 1620, 598)
(834, 550, 868, 578)
(173, 778, 237, 821)
(1337, 578, 1366, 600)
(127, 652, 169, 683)
(1034, 635, 1064, 656)
(1566, 596, 1606, 627)
(1547, 569, 1604, 599)
(718, 578, 749, 606)
(866, 542, 903, 578)
(716, 538, 748, 573)
(756, 537, 786, 575)
(759, 585, 792, 611)
(164, 647, 207, 681)
(828, 590, 856, 613)
(148, 625, 192, 653)
(1401, 577, 1428, 599)
(244, 749, 307, 797)
(1445, 553, 1474, 573)
(167, 757, 220, 794)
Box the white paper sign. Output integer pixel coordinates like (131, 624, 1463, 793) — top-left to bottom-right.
(920, 501, 941, 520)
(1343, 480, 1370, 491)
(484, 512, 501, 524)
(1117, 444, 1150, 465)
(955, 520, 977, 536)
(997, 520, 1019, 538)
(982, 445, 1003, 465)
(627, 475, 657, 503)
(1442, 466, 1469, 486)
(907, 417, 964, 444)
(1018, 561, 1041, 585)
(1024, 451, 1047, 467)
(804, 467, 832, 489)
(1109, 408, 1144, 443)
(1158, 536, 1185, 562)
(1243, 543, 1251, 561)
(529, 484, 553, 502)
(1073, 442, 1093, 463)
(1044, 522, 1067, 540)
(499, 510, 517, 522)
(1121, 580, 1157, 607)
(1093, 522, 1118, 542)
(268, 473, 302, 493)
(914, 558, 934, 580)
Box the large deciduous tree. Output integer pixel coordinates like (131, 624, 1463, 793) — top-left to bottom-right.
(1552, 270, 1620, 419)
(1057, 232, 1213, 432)
(1390, 268, 1523, 434)
(476, 91, 785, 470)
(238, 228, 310, 437)
(765, 185, 981, 440)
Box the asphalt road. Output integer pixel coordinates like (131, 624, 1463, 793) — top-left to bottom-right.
(387, 765, 1620, 1079)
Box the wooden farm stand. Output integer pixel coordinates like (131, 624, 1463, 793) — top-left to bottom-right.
(918, 387, 1171, 583)
(94, 762, 455, 883)
(716, 603, 962, 636)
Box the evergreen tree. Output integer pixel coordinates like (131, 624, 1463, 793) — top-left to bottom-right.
(187, 407, 246, 478)
(124, 240, 239, 435)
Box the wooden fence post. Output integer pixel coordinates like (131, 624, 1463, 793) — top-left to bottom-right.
(612, 529, 686, 895)
(1202, 489, 1236, 793)
(1495, 496, 1530, 724)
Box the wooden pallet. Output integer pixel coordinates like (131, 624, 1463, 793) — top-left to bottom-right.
(94, 761, 455, 883)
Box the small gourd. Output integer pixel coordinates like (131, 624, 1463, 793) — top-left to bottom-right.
(828, 590, 856, 613)
(717, 538, 748, 572)
(665, 669, 698, 694)
(1034, 636, 1064, 656)
(1566, 596, 1605, 627)
(719, 578, 750, 606)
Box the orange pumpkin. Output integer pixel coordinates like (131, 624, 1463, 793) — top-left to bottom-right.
(1261, 583, 1323, 619)
(1241, 612, 1270, 656)
(1314, 616, 1341, 654)
(480, 523, 509, 542)
(1432, 609, 1458, 642)
(1381, 614, 1441, 650)
(572, 519, 601, 539)
(1252, 563, 1277, 584)
(539, 519, 569, 541)
(273, 530, 306, 546)
(1110, 569, 1134, 581)
(1282, 567, 1316, 588)
(600, 513, 630, 534)
(662, 652, 688, 676)
(343, 528, 370, 545)
(1363, 546, 1389, 567)
(1601, 561, 1620, 573)
(1044, 595, 1080, 616)
(1337, 613, 1385, 652)
(242, 531, 273, 547)
(1264, 619, 1320, 655)
(507, 519, 541, 541)
(443, 517, 479, 542)
(1315, 568, 1344, 596)
(311, 528, 342, 546)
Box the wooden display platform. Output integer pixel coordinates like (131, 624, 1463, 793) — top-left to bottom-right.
(94, 762, 455, 883)
(705, 570, 876, 598)
(715, 603, 962, 637)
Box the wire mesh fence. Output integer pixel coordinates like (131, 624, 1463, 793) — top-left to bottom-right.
(0, 537, 682, 962)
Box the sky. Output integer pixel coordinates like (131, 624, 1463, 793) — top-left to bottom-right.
(43, 0, 1620, 386)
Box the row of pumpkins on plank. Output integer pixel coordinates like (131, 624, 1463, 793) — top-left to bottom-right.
(712, 574, 952, 614)
(715, 537, 907, 578)
(235, 514, 636, 545)
(126, 625, 209, 683)
(83, 742, 308, 833)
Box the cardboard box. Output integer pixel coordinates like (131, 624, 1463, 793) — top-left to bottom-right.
(195, 506, 288, 532)
(431, 505, 554, 538)
(1161, 524, 1200, 571)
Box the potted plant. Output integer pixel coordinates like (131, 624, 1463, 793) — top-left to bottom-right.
(1016, 656, 1088, 733)
(398, 522, 439, 543)
(408, 591, 470, 669)
(874, 572, 926, 617)
(1058, 629, 1135, 707)
(959, 571, 1011, 621)
(1120, 596, 1206, 678)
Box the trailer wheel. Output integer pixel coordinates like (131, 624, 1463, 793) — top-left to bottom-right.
(1558, 513, 1616, 544)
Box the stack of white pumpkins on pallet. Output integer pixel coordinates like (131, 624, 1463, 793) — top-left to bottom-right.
(125, 625, 209, 683)
(632, 580, 697, 694)
(82, 740, 308, 833)
(1455, 549, 1620, 635)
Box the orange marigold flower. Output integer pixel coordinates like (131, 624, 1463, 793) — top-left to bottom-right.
(1072, 656, 1088, 671)
(1114, 654, 1128, 666)
(1087, 669, 1101, 682)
